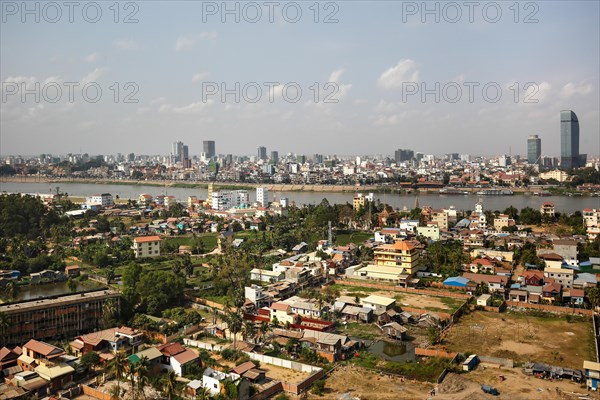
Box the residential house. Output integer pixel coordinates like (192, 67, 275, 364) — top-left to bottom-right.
(540, 202, 555, 217)
(543, 267, 574, 288)
(467, 258, 497, 274)
(158, 342, 199, 376)
(128, 347, 163, 375)
(476, 294, 492, 306)
(553, 240, 579, 266)
(201, 367, 249, 399)
(381, 322, 407, 340)
(230, 361, 265, 383)
(249, 268, 284, 283)
(70, 326, 143, 358)
(462, 273, 508, 293)
(519, 270, 544, 286)
(269, 302, 298, 326)
(493, 214, 515, 230)
(132, 235, 161, 258)
(339, 305, 372, 323)
(34, 362, 74, 392)
(542, 282, 562, 303)
(573, 273, 597, 289)
(64, 265, 80, 277)
(508, 289, 528, 303)
(361, 295, 396, 314)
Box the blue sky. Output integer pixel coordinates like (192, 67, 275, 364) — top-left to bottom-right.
(1, 1, 599, 157)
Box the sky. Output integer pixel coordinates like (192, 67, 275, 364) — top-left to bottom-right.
(1, 1, 599, 158)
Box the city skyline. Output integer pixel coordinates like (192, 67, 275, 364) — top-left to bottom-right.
(1, 2, 599, 156)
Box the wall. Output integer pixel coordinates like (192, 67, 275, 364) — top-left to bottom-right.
(415, 348, 457, 359)
(506, 301, 592, 316)
(183, 338, 226, 352)
(333, 279, 471, 299)
(81, 385, 112, 400)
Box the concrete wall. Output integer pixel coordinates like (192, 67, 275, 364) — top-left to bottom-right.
(81, 385, 112, 400)
(506, 301, 592, 316)
(183, 338, 226, 352)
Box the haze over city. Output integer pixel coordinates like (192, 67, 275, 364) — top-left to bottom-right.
(1, 1, 599, 156)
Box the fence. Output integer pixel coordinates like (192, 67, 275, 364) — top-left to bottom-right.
(185, 294, 228, 311)
(505, 301, 593, 316)
(81, 385, 112, 400)
(479, 355, 514, 368)
(183, 338, 226, 352)
(249, 381, 283, 400)
(243, 351, 324, 395)
(415, 348, 457, 359)
(333, 279, 471, 299)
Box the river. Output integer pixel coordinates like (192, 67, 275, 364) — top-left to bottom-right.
(1, 181, 599, 213)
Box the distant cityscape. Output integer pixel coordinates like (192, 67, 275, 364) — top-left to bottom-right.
(0, 110, 597, 189)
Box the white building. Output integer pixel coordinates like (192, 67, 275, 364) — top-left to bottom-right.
(256, 187, 269, 207)
(202, 368, 240, 396)
(85, 193, 113, 208)
(132, 236, 161, 258)
(211, 190, 249, 210)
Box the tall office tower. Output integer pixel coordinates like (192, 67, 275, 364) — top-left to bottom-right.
(182, 145, 189, 161)
(172, 141, 184, 159)
(394, 148, 414, 163)
(270, 151, 279, 164)
(560, 110, 584, 169)
(257, 146, 267, 161)
(527, 134, 541, 165)
(297, 154, 306, 164)
(203, 140, 216, 159)
(313, 154, 323, 164)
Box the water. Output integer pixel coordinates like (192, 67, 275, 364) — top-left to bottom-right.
(367, 340, 415, 362)
(15, 281, 101, 301)
(1, 181, 599, 213)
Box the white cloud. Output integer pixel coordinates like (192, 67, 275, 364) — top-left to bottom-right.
(113, 39, 137, 50)
(85, 53, 98, 63)
(80, 68, 106, 85)
(561, 82, 593, 98)
(175, 32, 217, 51)
(159, 100, 213, 114)
(192, 72, 210, 82)
(377, 59, 420, 89)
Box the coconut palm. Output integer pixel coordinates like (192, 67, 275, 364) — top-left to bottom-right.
(135, 356, 150, 400)
(241, 321, 256, 343)
(125, 361, 136, 400)
(161, 369, 178, 400)
(108, 350, 127, 398)
(195, 386, 211, 400)
(226, 311, 243, 350)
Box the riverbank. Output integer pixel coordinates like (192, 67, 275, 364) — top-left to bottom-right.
(0, 175, 577, 195)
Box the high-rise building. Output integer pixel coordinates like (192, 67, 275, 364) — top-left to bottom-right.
(256, 187, 269, 206)
(172, 141, 184, 159)
(257, 146, 267, 161)
(395, 149, 414, 163)
(560, 110, 585, 169)
(203, 140, 216, 159)
(270, 151, 279, 164)
(527, 135, 541, 165)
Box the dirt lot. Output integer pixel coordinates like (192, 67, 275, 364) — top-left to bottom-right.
(336, 285, 464, 313)
(259, 362, 311, 384)
(442, 309, 595, 369)
(304, 365, 435, 400)
(433, 369, 596, 400)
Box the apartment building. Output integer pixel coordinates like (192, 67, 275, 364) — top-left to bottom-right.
(544, 267, 575, 288)
(85, 193, 113, 208)
(0, 290, 120, 348)
(132, 235, 161, 258)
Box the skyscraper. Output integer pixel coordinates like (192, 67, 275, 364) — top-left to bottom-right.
(172, 141, 183, 159)
(560, 110, 582, 169)
(394, 149, 414, 163)
(270, 151, 279, 164)
(527, 134, 541, 165)
(203, 140, 216, 159)
(257, 146, 267, 161)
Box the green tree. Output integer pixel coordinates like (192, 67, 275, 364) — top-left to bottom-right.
(67, 277, 77, 293)
(161, 369, 178, 400)
(108, 351, 127, 398)
(81, 351, 101, 369)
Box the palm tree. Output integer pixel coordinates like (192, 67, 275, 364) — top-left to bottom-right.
(259, 321, 270, 342)
(124, 361, 135, 400)
(226, 311, 243, 350)
(241, 321, 256, 344)
(5, 282, 18, 300)
(102, 299, 117, 329)
(161, 369, 178, 400)
(195, 386, 211, 400)
(108, 350, 127, 398)
(109, 384, 121, 400)
(135, 356, 150, 400)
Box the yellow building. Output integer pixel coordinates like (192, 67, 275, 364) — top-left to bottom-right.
(373, 240, 425, 275)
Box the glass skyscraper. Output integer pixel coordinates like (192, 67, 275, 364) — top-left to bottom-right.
(560, 110, 581, 169)
(527, 134, 541, 165)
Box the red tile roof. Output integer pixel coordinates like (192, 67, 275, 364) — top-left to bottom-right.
(133, 235, 161, 243)
(23, 340, 65, 359)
